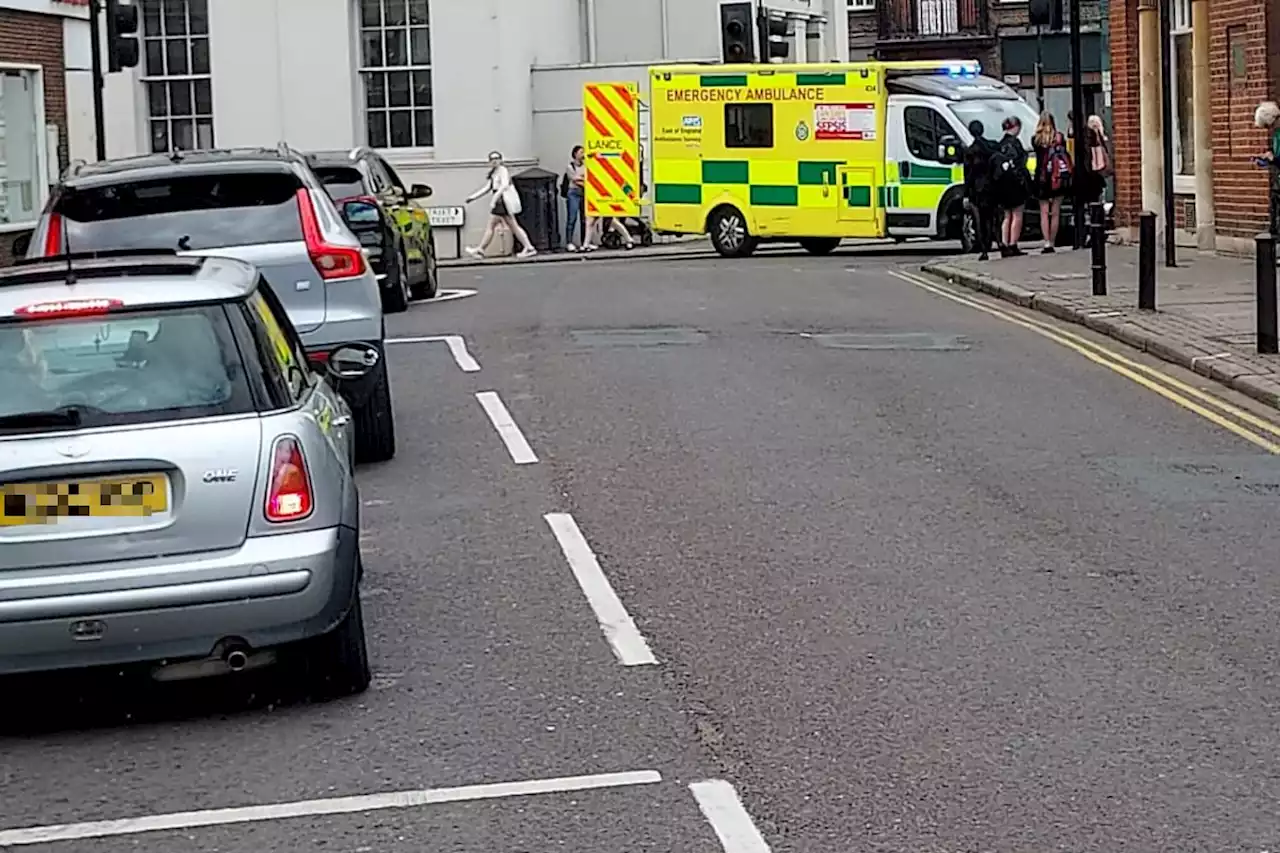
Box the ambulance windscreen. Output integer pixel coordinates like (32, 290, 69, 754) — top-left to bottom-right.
(949, 98, 1039, 147)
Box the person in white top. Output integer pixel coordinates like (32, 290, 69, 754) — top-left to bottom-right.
(464, 150, 537, 259)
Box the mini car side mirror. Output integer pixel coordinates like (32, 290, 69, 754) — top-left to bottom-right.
(11, 231, 31, 257)
(410, 183, 432, 199)
(326, 343, 380, 380)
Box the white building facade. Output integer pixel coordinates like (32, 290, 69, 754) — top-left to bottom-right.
(4, 0, 852, 256)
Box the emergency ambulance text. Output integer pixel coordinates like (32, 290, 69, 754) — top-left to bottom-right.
(665, 87, 826, 103)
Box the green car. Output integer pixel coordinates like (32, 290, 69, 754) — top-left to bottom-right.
(307, 148, 439, 313)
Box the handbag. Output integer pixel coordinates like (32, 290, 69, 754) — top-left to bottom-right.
(501, 185, 522, 216)
(1090, 143, 1111, 176)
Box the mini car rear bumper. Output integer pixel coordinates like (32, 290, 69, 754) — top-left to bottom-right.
(0, 526, 359, 677)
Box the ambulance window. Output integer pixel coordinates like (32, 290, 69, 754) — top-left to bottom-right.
(725, 104, 773, 148)
(904, 106, 955, 162)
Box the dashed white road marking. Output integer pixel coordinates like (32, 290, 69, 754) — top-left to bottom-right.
(544, 513, 657, 666)
(689, 780, 772, 853)
(385, 334, 481, 372)
(476, 391, 538, 464)
(0, 770, 663, 847)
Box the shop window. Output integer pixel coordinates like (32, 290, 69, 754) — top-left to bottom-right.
(1169, 0, 1193, 178)
(0, 68, 44, 227)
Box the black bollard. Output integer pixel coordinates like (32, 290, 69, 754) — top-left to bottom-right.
(1090, 201, 1107, 296)
(1138, 211, 1157, 310)
(1258, 232, 1278, 354)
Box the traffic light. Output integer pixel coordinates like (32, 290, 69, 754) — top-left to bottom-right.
(719, 2, 755, 64)
(106, 0, 140, 72)
(1028, 0, 1064, 30)
(757, 11, 790, 63)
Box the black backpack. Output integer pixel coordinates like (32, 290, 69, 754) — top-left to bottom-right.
(559, 171, 571, 199)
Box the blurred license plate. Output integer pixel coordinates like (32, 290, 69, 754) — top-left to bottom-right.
(0, 474, 168, 527)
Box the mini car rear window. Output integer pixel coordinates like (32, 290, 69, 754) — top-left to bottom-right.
(314, 166, 367, 203)
(0, 305, 256, 432)
(54, 172, 304, 253)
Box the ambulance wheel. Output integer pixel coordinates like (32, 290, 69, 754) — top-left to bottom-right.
(799, 238, 840, 256)
(708, 206, 757, 258)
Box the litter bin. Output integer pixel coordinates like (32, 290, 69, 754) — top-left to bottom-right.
(512, 167, 560, 253)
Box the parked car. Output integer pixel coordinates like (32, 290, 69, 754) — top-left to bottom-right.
(0, 251, 373, 696)
(307, 148, 439, 311)
(16, 145, 396, 463)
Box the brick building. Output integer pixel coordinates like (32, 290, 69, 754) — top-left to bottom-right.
(0, 0, 90, 266)
(847, 0, 1106, 121)
(1109, 0, 1280, 247)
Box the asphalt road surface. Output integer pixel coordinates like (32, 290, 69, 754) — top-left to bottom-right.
(4, 246, 1280, 852)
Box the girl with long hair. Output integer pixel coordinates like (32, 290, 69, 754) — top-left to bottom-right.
(1032, 111, 1070, 252)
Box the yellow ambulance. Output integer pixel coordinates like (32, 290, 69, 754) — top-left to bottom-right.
(648, 59, 1040, 257)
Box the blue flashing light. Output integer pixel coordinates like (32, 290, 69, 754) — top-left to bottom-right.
(940, 61, 981, 78)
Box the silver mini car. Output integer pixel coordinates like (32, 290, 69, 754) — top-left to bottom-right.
(0, 251, 372, 698)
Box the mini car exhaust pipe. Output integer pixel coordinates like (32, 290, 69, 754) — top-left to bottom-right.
(150, 641, 276, 682)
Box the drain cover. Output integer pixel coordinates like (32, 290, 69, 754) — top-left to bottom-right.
(569, 327, 707, 347)
(809, 332, 970, 351)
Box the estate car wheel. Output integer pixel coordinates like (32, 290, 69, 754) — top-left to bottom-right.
(799, 237, 841, 256)
(382, 252, 410, 314)
(304, 588, 372, 700)
(410, 252, 439, 301)
(354, 365, 396, 464)
(708, 206, 758, 258)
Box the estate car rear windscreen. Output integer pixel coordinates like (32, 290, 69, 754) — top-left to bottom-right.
(0, 304, 256, 432)
(53, 173, 304, 253)
(314, 167, 367, 202)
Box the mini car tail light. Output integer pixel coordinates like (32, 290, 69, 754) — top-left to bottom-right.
(295, 188, 366, 280)
(265, 436, 314, 523)
(42, 213, 65, 257)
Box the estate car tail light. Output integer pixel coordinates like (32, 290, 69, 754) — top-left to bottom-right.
(265, 436, 314, 523)
(41, 213, 65, 257)
(295, 188, 366, 280)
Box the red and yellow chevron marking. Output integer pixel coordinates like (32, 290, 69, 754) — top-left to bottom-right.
(583, 82, 640, 218)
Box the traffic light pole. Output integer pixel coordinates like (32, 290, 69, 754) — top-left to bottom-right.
(89, 0, 107, 161)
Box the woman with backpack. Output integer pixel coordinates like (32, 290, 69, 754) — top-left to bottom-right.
(993, 115, 1030, 257)
(1032, 112, 1072, 253)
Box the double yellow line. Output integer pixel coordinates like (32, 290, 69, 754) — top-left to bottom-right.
(888, 268, 1280, 455)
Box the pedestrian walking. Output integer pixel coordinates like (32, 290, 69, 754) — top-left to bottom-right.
(962, 119, 998, 261)
(1032, 111, 1072, 253)
(561, 146, 587, 251)
(1254, 101, 1280, 238)
(465, 150, 537, 260)
(993, 115, 1030, 257)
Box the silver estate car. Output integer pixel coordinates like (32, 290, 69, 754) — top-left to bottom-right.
(19, 145, 397, 464)
(0, 251, 373, 697)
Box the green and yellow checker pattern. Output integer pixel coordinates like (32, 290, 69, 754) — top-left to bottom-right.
(654, 160, 874, 209)
(882, 161, 964, 210)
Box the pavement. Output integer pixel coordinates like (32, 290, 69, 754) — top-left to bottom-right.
(921, 242, 1280, 408)
(4, 246, 1280, 851)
